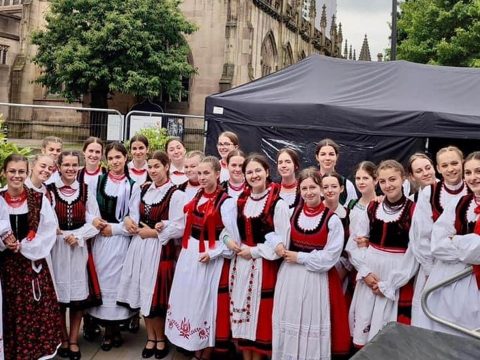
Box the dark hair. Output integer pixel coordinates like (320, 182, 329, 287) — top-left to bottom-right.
(82, 136, 104, 152)
(277, 148, 300, 173)
(464, 151, 480, 165)
(200, 156, 221, 173)
(129, 134, 149, 150)
(105, 141, 128, 158)
(58, 151, 82, 167)
(377, 159, 405, 178)
(298, 167, 322, 187)
(242, 153, 270, 175)
(407, 153, 434, 176)
(150, 150, 170, 167)
(227, 149, 246, 165)
(42, 136, 63, 149)
(3, 154, 29, 172)
(321, 172, 344, 187)
(315, 138, 339, 156)
(165, 137, 186, 152)
(354, 161, 377, 180)
(218, 131, 240, 146)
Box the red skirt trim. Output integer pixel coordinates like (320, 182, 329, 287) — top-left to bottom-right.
(215, 259, 231, 352)
(328, 267, 352, 355)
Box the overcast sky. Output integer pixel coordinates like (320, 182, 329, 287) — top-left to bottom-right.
(337, 0, 392, 60)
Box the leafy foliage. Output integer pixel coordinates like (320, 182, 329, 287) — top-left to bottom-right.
(397, 0, 480, 67)
(127, 125, 170, 153)
(31, 0, 197, 101)
(0, 114, 32, 184)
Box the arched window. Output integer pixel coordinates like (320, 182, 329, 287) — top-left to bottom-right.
(260, 31, 278, 77)
(284, 42, 294, 66)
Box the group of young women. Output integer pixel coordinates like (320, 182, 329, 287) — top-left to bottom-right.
(0, 131, 479, 360)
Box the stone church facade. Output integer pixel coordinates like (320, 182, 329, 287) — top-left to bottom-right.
(0, 0, 342, 141)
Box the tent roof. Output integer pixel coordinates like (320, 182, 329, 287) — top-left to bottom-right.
(206, 55, 480, 139)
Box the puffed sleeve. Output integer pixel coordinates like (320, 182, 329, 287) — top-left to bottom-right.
(409, 186, 435, 275)
(250, 199, 291, 260)
(431, 202, 480, 264)
(0, 197, 11, 251)
(157, 190, 186, 245)
(345, 206, 371, 278)
(127, 186, 141, 224)
(20, 195, 57, 261)
(208, 197, 238, 260)
(377, 245, 419, 301)
(296, 214, 344, 272)
(344, 179, 358, 206)
(64, 188, 100, 248)
(111, 183, 140, 236)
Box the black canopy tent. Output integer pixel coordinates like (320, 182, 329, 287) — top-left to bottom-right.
(204, 55, 480, 178)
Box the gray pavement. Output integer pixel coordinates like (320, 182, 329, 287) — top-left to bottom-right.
(54, 321, 190, 360)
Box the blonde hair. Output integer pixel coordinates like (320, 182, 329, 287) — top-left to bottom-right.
(376, 159, 405, 178)
(436, 146, 463, 164)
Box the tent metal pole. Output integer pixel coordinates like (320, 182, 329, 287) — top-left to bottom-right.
(391, 0, 398, 60)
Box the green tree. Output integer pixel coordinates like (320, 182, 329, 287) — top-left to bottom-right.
(397, 0, 480, 67)
(31, 0, 196, 110)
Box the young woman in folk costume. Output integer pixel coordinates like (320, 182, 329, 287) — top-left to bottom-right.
(321, 172, 355, 309)
(0, 197, 11, 360)
(177, 150, 204, 203)
(229, 154, 290, 360)
(166, 156, 240, 360)
(42, 136, 63, 185)
(315, 138, 357, 206)
(166, 137, 188, 185)
(421, 151, 480, 335)
(405, 153, 437, 201)
(272, 168, 350, 360)
(128, 134, 150, 185)
(217, 131, 240, 183)
(221, 149, 247, 199)
(0, 154, 61, 360)
(346, 160, 417, 348)
(408, 146, 468, 327)
(277, 148, 301, 213)
(48, 151, 101, 360)
(25, 154, 56, 199)
(77, 137, 106, 188)
(117, 150, 186, 359)
(87, 142, 140, 351)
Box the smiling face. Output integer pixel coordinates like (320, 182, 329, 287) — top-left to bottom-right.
(107, 148, 127, 176)
(322, 175, 344, 206)
(410, 157, 436, 188)
(166, 140, 186, 164)
(197, 162, 219, 193)
(217, 135, 237, 160)
(378, 168, 404, 202)
(130, 141, 148, 164)
(228, 155, 245, 184)
(148, 158, 169, 186)
(245, 160, 268, 194)
(84, 142, 103, 168)
(42, 141, 62, 162)
(300, 177, 322, 207)
(355, 169, 377, 196)
(464, 159, 480, 196)
(5, 160, 28, 193)
(277, 152, 296, 180)
(184, 155, 201, 182)
(316, 145, 337, 174)
(59, 155, 80, 184)
(437, 150, 463, 186)
(31, 156, 55, 184)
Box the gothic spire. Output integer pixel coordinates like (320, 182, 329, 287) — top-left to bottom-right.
(349, 44, 352, 60)
(344, 39, 348, 58)
(337, 23, 343, 45)
(320, 4, 327, 30)
(358, 34, 372, 61)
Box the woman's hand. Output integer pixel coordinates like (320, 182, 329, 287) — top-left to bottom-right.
(225, 239, 241, 253)
(137, 224, 157, 239)
(154, 222, 164, 233)
(283, 250, 298, 263)
(93, 217, 107, 231)
(124, 217, 138, 234)
(237, 246, 252, 260)
(355, 236, 370, 248)
(4, 234, 19, 252)
(364, 273, 379, 289)
(100, 225, 113, 237)
(64, 234, 78, 247)
(275, 243, 286, 257)
(199, 252, 210, 263)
